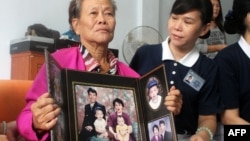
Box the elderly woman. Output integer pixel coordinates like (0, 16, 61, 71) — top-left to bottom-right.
(17, 0, 182, 140)
(16, 0, 140, 140)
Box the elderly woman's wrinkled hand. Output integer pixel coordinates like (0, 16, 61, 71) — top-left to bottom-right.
(31, 93, 61, 134)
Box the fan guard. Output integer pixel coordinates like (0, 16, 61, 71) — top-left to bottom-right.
(122, 26, 163, 64)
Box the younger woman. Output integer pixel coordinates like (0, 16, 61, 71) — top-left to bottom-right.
(215, 0, 250, 125)
(196, 0, 227, 59)
(130, 0, 222, 140)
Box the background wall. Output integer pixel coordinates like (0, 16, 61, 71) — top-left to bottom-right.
(0, 0, 235, 79)
(0, 0, 69, 79)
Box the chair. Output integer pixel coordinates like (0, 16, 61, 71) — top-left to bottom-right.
(0, 80, 33, 122)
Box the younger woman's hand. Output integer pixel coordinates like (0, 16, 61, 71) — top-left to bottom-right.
(164, 86, 183, 115)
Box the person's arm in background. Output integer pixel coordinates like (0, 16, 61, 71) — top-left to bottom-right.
(6, 121, 19, 141)
(196, 38, 227, 53)
(221, 109, 250, 125)
(190, 115, 217, 141)
(0, 121, 21, 141)
(207, 44, 227, 52)
(0, 121, 8, 141)
(196, 39, 208, 53)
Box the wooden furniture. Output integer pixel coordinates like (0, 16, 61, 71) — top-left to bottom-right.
(0, 80, 33, 122)
(11, 51, 44, 80)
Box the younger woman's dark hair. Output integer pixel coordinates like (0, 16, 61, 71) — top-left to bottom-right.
(214, 0, 224, 32)
(224, 0, 250, 35)
(170, 0, 213, 39)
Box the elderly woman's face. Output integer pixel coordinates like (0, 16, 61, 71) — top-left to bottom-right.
(74, 0, 116, 45)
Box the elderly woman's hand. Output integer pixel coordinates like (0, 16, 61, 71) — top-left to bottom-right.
(31, 93, 61, 134)
(164, 86, 183, 115)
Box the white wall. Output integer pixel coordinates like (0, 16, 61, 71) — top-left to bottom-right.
(0, 0, 69, 79)
(0, 0, 235, 79)
(159, 0, 175, 39)
(109, 0, 139, 63)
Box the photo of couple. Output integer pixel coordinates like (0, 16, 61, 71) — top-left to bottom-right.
(147, 116, 174, 141)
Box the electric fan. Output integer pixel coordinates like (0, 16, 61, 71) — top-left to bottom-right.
(122, 26, 163, 64)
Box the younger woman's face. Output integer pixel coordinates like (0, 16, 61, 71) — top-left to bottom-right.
(211, 0, 220, 20)
(168, 10, 209, 50)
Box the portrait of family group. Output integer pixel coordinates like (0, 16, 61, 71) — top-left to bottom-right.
(75, 85, 139, 141)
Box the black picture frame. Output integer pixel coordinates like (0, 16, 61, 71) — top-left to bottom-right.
(62, 69, 144, 141)
(45, 49, 177, 141)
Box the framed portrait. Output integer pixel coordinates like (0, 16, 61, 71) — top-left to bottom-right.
(148, 116, 174, 141)
(139, 66, 177, 141)
(63, 70, 144, 141)
(45, 49, 176, 141)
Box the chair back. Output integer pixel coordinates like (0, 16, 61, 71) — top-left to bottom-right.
(0, 80, 32, 122)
